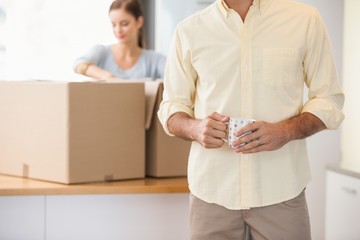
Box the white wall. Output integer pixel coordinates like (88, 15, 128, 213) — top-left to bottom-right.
(141, 0, 213, 55)
(341, 0, 360, 173)
(2, 0, 114, 81)
(153, 0, 213, 55)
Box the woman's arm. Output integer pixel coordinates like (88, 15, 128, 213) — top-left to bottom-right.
(75, 61, 114, 80)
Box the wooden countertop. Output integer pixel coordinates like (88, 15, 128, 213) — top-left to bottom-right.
(0, 174, 189, 196)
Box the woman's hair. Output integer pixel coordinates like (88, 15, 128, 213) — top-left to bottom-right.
(109, 0, 146, 48)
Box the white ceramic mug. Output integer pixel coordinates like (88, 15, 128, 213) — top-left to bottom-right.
(223, 117, 255, 147)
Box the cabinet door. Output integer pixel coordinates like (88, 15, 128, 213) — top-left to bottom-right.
(46, 193, 189, 240)
(325, 171, 360, 240)
(0, 196, 45, 240)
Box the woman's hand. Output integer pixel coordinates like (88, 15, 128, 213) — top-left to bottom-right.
(76, 62, 114, 80)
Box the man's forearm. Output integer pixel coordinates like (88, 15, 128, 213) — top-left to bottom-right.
(167, 112, 229, 149)
(167, 112, 197, 141)
(285, 112, 326, 141)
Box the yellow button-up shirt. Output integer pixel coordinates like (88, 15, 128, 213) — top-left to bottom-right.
(158, 0, 344, 209)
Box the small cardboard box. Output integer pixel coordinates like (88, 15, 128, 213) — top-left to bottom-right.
(145, 81, 191, 177)
(0, 81, 145, 184)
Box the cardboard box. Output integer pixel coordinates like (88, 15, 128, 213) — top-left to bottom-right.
(145, 81, 191, 177)
(0, 81, 145, 184)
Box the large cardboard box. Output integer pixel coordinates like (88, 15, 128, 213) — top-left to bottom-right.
(0, 81, 145, 184)
(145, 81, 191, 177)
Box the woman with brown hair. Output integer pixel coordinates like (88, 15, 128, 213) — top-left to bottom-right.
(74, 0, 166, 80)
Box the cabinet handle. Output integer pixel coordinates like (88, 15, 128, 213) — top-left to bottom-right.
(341, 186, 357, 196)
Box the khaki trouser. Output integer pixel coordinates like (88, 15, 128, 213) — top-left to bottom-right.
(189, 190, 311, 240)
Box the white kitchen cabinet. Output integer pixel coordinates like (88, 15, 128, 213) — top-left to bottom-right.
(0, 194, 189, 240)
(325, 169, 360, 240)
(0, 175, 189, 240)
(45, 194, 189, 240)
(0, 196, 45, 240)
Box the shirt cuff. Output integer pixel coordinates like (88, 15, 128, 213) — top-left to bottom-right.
(157, 103, 194, 136)
(302, 97, 344, 130)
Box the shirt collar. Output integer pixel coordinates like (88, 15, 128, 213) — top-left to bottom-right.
(217, 0, 271, 18)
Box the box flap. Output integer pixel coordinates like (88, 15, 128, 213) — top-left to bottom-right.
(145, 81, 163, 130)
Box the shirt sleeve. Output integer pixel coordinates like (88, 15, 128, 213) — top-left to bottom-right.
(72, 44, 106, 72)
(302, 9, 345, 129)
(157, 25, 198, 136)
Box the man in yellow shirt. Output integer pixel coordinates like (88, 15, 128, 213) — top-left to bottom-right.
(158, 0, 344, 239)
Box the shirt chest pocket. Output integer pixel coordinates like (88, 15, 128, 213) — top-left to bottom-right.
(262, 48, 302, 86)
